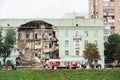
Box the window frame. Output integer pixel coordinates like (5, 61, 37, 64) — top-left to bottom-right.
(65, 40, 69, 46)
(65, 50, 69, 56)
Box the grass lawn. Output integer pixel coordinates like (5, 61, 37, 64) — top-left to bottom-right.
(0, 69, 120, 80)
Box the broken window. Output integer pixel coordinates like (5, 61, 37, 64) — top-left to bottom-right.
(49, 43, 52, 48)
(26, 32, 30, 39)
(35, 33, 37, 39)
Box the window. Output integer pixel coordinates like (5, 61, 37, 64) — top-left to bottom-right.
(55, 31, 59, 37)
(26, 32, 30, 39)
(107, 17, 112, 20)
(65, 50, 69, 56)
(103, 9, 114, 14)
(94, 31, 98, 37)
(75, 40, 79, 46)
(49, 43, 52, 48)
(118, 22, 120, 26)
(76, 31, 79, 36)
(65, 31, 69, 37)
(111, 2, 114, 6)
(65, 40, 69, 46)
(49, 33, 51, 36)
(85, 40, 88, 48)
(119, 9, 120, 14)
(119, 17, 120, 21)
(76, 51, 79, 56)
(44, 42, 48, 47)
(85, 31, 88, 37)
(119, 2, 120, 6)
(26, 43, 30, 49)
(35, 33, 37, 39)
(44, 52, 50, 59)
(106, 22, 114, 26)
(44, 32, 48, 38)
(94, 40, 98, 47)
(103, 1, 114, 6)
(103, 2, 109, 6)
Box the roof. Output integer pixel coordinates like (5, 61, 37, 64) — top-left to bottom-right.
(0, 18, 104, 27)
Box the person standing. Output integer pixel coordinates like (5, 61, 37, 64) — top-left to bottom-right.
(5, 64, 8, 70)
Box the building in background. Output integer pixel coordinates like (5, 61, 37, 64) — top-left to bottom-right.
(89, 0, 120, 37)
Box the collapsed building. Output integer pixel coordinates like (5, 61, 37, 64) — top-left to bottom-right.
(17, 21, 59, 65)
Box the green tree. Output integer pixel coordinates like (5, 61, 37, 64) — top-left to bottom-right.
(0, 29, 16, 65)
(0, 29, 4, 57)
(104, 33, 120, 63)
(113, 44, 120, 62)
(83, 43, 100, 64)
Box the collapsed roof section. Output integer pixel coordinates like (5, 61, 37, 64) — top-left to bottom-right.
(18, 20, 53, 31)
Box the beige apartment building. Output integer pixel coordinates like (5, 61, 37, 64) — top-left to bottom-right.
(89, 0, 120, 36)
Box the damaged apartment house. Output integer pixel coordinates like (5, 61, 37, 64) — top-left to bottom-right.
(17, 21, 59, 65)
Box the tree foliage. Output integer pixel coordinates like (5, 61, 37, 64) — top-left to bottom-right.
(104, 33, 120, 63)
(83, 43, 100, 61)
(0, 29, 4, 57)
(0, 29, 16, 65)
(113, 44, 120, 61)
(4, 29, 16, 51)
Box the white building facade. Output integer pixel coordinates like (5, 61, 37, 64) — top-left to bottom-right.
(54, 19, 104, 68)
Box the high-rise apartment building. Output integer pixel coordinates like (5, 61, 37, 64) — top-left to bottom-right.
(89, 0, 120, 36)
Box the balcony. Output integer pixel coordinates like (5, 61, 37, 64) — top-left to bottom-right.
(108, 19, 115, 22)
(104, 13, 114, 16)
(73, 35, 82, 40)
(75, 45, 80, 49)
(109, 13, 114, 16)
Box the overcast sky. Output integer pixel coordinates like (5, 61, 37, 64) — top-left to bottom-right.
(0, 0, 88, 18)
